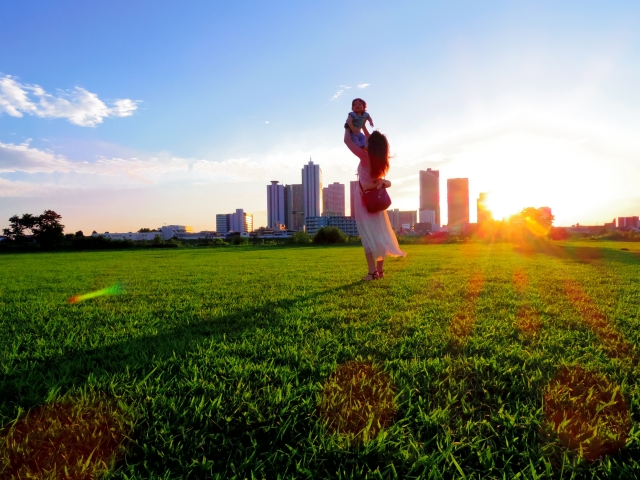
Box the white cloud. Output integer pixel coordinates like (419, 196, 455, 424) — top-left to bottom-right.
(0, 141, 72, 173)
(0, 177, 44, 197)
(357, 83, 370, 89)
(0, 140, 188, 180)
(0, 75, 139, 127)
(0, 140, 308, 192)
(330, 85, 351, 100)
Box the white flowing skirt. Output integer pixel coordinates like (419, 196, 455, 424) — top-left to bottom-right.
(354, 193, 406, 261)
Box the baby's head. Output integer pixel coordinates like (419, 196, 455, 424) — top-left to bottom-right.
(351, 98, 367, 114)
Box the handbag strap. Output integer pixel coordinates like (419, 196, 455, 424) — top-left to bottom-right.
(360, 178, 385, 194)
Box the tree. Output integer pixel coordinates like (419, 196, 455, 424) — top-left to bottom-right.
(2, 210, 64, 248)
(75, 230, 84, 237)
(33, 210, 65, 248)
(313, 227, 347, 244)
(138, 228, 158, 232)
(3, 213, 38, 242)
(290, 230, 312, 244)
(509, 207, 555, 239)
(549, 227, 568, 240)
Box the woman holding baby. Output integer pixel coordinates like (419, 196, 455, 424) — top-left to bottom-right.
(344, 98, 406, 281)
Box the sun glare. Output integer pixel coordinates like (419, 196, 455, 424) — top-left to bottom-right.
(481, 191, 522, 220)
(442, 129, 622, 225)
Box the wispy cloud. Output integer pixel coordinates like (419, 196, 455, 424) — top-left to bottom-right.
(0, 75, 139, 127)
(330, 85, 351, 100)
(0, 140, 187, 179)
(357, 83, 370, 89)
(0, 177, 45, 197)
(0, 141, 72, 173)
(0, 140, 309, 195)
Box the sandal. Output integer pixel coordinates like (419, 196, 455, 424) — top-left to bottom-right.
(362, 271, 379, 281)
(377, 270, 384, 279)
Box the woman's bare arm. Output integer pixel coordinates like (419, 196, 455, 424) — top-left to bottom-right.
(362, 123, 370, 139)
(360, 178, 392, 191)
(344, 128, 368, 162)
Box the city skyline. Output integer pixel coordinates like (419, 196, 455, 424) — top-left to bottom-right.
(2, 2, 640, 233)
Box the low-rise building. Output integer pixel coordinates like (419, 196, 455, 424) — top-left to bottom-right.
(93, 225, 222, 241)
(387, 209, 417, 232)
(92, 231, 162, 241)
(305, 216, 359, 236)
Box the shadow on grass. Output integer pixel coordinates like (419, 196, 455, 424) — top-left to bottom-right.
(512, 240, 640, 265)
(1, 279, 374, 476)
(0, 280, 363, 411)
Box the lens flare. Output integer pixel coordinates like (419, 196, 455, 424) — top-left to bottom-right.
(69, 283, 124, 304)
(524, 216, 550, 237)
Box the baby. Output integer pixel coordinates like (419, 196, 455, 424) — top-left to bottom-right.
(344, 98, 374, 148)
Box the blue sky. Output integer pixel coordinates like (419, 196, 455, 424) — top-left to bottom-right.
(1, 1, 640, 232)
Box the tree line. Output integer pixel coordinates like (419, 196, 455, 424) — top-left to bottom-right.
(2, 210, 66, 249)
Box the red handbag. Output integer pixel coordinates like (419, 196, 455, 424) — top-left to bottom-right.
(360, 181, 392, 213)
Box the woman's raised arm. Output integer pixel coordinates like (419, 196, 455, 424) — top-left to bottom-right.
(344, 128, 368, 162)
(362, 123, 370, 140)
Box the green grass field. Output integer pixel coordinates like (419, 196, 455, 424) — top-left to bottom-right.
(2, 242, 640, 479)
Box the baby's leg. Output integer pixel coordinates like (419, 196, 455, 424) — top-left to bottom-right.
(351, 132, 366, 148)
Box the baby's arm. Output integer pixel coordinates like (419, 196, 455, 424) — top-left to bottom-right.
(346, 115, 360, 134)
(367, 114, 374, 127)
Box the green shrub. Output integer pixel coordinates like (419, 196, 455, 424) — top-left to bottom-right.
(313, 227, 347, 244)
(207, 238, 227, 246)
(231, 236, 249, 245)
(290, 231, 312, 244)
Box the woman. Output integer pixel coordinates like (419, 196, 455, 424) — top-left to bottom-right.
(344, 125, 406, 281)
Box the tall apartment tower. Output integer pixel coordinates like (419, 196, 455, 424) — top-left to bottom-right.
(230, 208, 253, 233)
(419, 168, 440, 227)
(302, 160, 322, 218)
(477, 192, 492, 225)
(267, 180, 286, 229)
(323, 182, 345, 216)
(349, 181, 359, 217)
(447, 178, 469, 230)
(285, 184, 305, 231)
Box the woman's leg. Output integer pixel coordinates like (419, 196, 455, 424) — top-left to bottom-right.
(377, 259, 385, 278)
(363, 250, 378, 280)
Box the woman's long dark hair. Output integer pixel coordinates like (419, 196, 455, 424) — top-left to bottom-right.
(367, 131, 390, 179)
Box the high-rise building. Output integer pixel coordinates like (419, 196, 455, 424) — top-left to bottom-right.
(216, 214, 229, 234)
(267, 181, 286, 229)
(618, 216, 639, 229)
(477, 192, 492, 225)
(323, 182, 345, 216)
(285, 183, 305, 231)
(218, 209, 253, 233)
(419, 168, 440, 228)
(419, 210, 436, 225)
(302, 160, 322, 218)
(447, 178, 469, 230)
(350, 181, 359, 218)
(231, 209, 253, 233)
